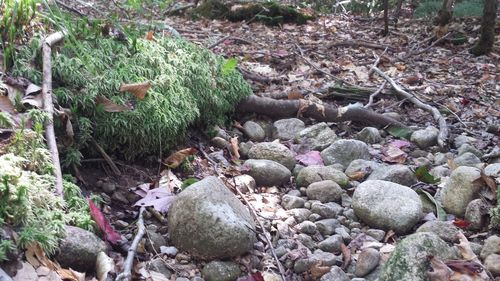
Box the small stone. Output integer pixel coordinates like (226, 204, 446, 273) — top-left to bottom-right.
(296, 165, 349, 188)
(145, 229, 167, 253)
(355, 248, 380, 277)
(115, 220, 129, 229)
(233, 175, 256, 194)
(318, 234, 343, 253)
(434, 152, 452, 165)
(335, 227, 351, 243)
(248, 142, 296, 170)
(243, 159, 291, 187)
(458, 143, 482, 157)
(243, 121, 265, 142)
(272, 118, 305, 140)
(239, 141, 254, 158)
(356, 127, 382, 144)
(416, 221, 460, 242)
(441, 166, 482, 217)
(211, 137, 229, 149)
(366, 164, 417, 187)
(102, 182, 116, 194)
(365, 229, 386, 241)
(315, 219, 341, 236)
(202, 261, 241, 281)
(321, 139, 370, 167)
(111, 190, 129, 204)
(453, 135, 476, 148)
(308, 213, 322, 222)
(413, 157, 431, 168)
(147, 258, 173, 278)
(287, 208, 312, 223)
(287, 189, 302, 197)
(319, 266, 349, 281)
(410, 126, 439, 148)
(297, 233, 316, 249)
(454, 152, 482, 167)
(306, 180, 343, 203)
(485, 163, 500, 177)
(484, 254, 500, 277)
(295, 122, 337, 150)
(311, 202, 343, 218)
(295, 221, 317, 235)
(480, 235, 500, 260)
(160, 246, 178, 257)
(429, 165, 450, 180)
(465, 199, 488, 230)
(281, 195, 305, 210)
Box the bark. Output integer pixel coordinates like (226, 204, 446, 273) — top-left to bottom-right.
(238, 95, 407, 129)
(393, 0, 405, 22)
(434, 0, 454, 26)
(469, 0, 497, 56)
(383, 0, 389, 36)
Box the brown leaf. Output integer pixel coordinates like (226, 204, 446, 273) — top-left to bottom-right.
(480, 171, 497, 196)
(163, 148, 198, 169)
(0, 95, 17, 115)
(287, 91, 302, 100)
(347, 171, 367, 181)
(309, 262, 330, 279)
(119, 81, 151, 100)
(427, 256, 452, 281)
(297, 99, 309, 118)
(230, 137, 240, 160)
(95, 96, 131, 112)
(340, 243, 351, 269)
(145, 31, 155, 41)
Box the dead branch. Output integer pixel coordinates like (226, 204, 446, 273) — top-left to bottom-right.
(91, 138, 121, 176)
(42, 31, 66, 196)
(167, 3, 196, 15)
(116, 206, 146, 281)
(370, 66, 448, 147)
(403, 32, 452, 60)
(238, 95, 407, 129)
(239, 68, 281, 84)
(208, 35, 231, 49)
(364, 81, 387, 108)
(328, 39, 394, 51)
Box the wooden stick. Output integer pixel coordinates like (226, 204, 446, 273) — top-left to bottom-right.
(42, 31, 66, 196)
(364, 81, 387, 108)
(91, 138, 121, 176)
(116, 207, 146, 281)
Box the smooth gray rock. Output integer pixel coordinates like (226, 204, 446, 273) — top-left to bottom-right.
(238, 141, 254, 158)
(318, 234, 343, 253)
(295, 122, 337, 150)
(315, 219, 341, 236)
(202, 261, 241, 281)
(233, 174, 256, 194)
(147, 258, 173, 279)
(366, 164, 417, 187)
(319, 266, 349, 281)
(355, 248, 380, 277)
(410, 126, 439, 148)
(480, 235, 500, 260)
(243, 159, 291, 187)
(465, 199, 488, 230)
(453, 135, 477, 149)
(296, 165, 349, 187)
(306, 180, 343, 203)
(416, 221, 460, 242)
(345, 160, 382, 179)
(485, 163, 500, 178)
(211, 137, 229, 149)
(287, 208, 312, 223)
(441, 166, 482, 217)
(294, 251, 337, 273)
(321, 139, 370, 167)
(365, 229, 386, 242)
(454, 152, 482, 167)
(243, 121, 265, 142)
(311, 202, 343, 218)
(380, 232, 458, 281)
(352, 180, 422, 234)
(434, 152, 452, 165)
(54, 226, 108, 272)
(168, 177, 256, 259)
(297, 234, 316, 249)
(281, 194, 305, 210)
(356, 127, 382, 144)
(429, 165, 450, 180)
(248, 142, 296, 170)
(484, 254, 500, 277)
(295, 221, 317, 235)
(458, 143, 482, 157)
(272, 118, 305, 140)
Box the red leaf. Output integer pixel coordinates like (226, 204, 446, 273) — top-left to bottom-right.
(295, 151, 324, 166)
(452, 219, 471, 229)
(88, 199, 122, 244)
(238, 272, 264, 281)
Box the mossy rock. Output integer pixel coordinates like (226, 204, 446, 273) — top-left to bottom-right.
(13, 36, 252, 160)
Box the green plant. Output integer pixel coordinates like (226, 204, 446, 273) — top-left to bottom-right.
(414, 0, 484, 18)
(0, 239, 15, 262)
(490, 184, 500, 230)
(0, 0, 40, 69)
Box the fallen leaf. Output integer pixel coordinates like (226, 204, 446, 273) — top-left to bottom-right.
(119, 81, 151, 100)
(447, 158, 458, 171)
(238, 272, 264, 281)
(386, 125, 413, 139)
(310, 262, 330, 279)
(295, 151, 324, 166)
(0, 95, 17, 115)
(88, 199, 122, 244)
(96, 252, 114, 281)
(287, 91, 302, 100)
(427, 256, 452, 281)
(453, 219, 471, 229)
(381, 145, 407, 163)
(445, 260, 483, 275)
(347, 170, 367, 181)
(340, 243, 351, 269)
(134, 188, 176, 213)
(418, 189, 447, 221)
(415, 166, 440, 184)
(145, 31, 155, 41)
(95, 96, 131, 112)
(389, 139, 411, 149)
(230, 137, 240, 160)
(163, 148, 198, 169)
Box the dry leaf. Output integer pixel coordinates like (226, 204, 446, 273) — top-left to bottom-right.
(96, 96, 131, 112)
(119, 81, 151, 100)
(58, 268, 85, 281)
(315, 103, 325, 117)
(297, 99, 309, 117)
(230, 137, 240, 160)
(347, 171, 367, 181)
(96, 252, 114, 281)
(0, 95, 17, 115)
(310, 262, 330, 279)
(145, 31, 155, 41)
(428, 256, 452, 281)
(340, 243, 351, 269)
(287, 91, 302, 100)
(163, 148, 198, 169)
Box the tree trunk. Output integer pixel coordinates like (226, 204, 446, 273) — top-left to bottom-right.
(434, 0, 454, 26)
(469, 0, 498, 56)
(393, 0, 405, 23)
(382, 0, 389, 36)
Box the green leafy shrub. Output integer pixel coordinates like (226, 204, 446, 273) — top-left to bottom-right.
(13, 33, 252, 162)
(490, 184, 500, 230)
(414, 0, 484, 18)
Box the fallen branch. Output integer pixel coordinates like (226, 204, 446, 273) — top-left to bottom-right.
(364, 81, 387, 108)
(239, 68, 281, 84)
(403, 32, 452, 60)
(166, 3, 196, 15)
(328, 39, 394, 51)
(91, 138, 121, 176)
(42, 31, 66, 196)
(116, 206, 146, 281)
(238, 95, 407, 129)
(370, 66, 448, 147)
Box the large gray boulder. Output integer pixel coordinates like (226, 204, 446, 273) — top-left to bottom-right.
(168, 177, 256, 259)
(352, 180, 422, 234)
(295, 122, 337, 151)
(441, 166, 482, 217)
(366, 164, 417, 187)
(321, 139, 370, 167)
(248, 142, 296, 170)
(243, 159, 291, 187)
(380, 232, 458, 281)
(296, 165, 349, 187)
(272, 118, 305, 141)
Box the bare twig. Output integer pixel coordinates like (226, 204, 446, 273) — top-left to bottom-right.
(167, 3, 195, 15)
(54, 0, 85, 16)
(328, 39, 394, 51)
(403, 32, 452, 60)
(116, 207, 146, 281)
(91, 138, 121, 176)
(42, 31, 66, 196)
(368, 48, 388, 77)
(208, 35, 231, 49)
(364, 81, 387, 108)
(371, 66, 448, 147)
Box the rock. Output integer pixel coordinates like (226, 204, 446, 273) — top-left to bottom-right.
(441, 166, 482, 217)
(243, 159, 291, 187)
(233, 175, 256, 194)
(365, 229, 386, 242)
(484, 254, 500, 277)
(294, 251, 337, 273)
(211, 137, 229, 149)
(248, 142, 296, 170)
(453, 135, 476, 148)
(410, 126, 439, 148)
(54, 226, 108, 272)
(318, 234, 343, 253)
(12, 262, 37, 281)
(209, 150, 231, 167)
(434, 152, 452, 165)
(415, 221, 460, 242)
(239, 141, 254, 157)
(453, 152, 482, 167)
(319, 266, 349, 281)
(147, 258, 173, 278)
(480, 235, 500, 260)
(355, 248, 380, 277)
(295, 122, 337, 150)
(102, 182, 116, 194)
(335, 227, 351, 243)
(295, 221, 317, 235)
(242, 121, 265, 142)
(485, 163, 500, 178)
(272, 118, 305, 140)
(321, 139, 370, 167)
(345, 160, 382, 179)
(458, 143, 482, 157)
(352, 180, 422, 234)
(168, 177, 256, 259)
(145, 228, 167, 253)
(281, 195, 305, 210)
(429, 165, 450, 180)
(306, 180, 343, 203)
(356, 127, 382, 144)
(366, 164, 417, 187)
(380, 232, 458, 281)
(465, 199, 488, 230)
(297, 234, 316, 249)
(413, 157, 431, 168)
(287, 189, 302, 197)
(296, 165, 349, 187)
(202, 261, 241, 281)
(311, 202, 343, 219)
(315, 219, 341, 236)
(160, 246, 178, 257)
